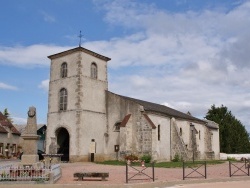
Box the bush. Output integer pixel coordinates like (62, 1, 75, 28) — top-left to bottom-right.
(172, 153, 180, 162)
(124, 154, 138, 161)
(227, 156, 236, 161)
(141, 154, 151, 163)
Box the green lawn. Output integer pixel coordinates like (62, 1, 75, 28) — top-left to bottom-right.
(95, 160, 226, 168)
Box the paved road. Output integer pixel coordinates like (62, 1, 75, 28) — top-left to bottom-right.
(1, 179, 250, 188)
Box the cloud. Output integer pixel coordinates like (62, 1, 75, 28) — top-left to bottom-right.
(0, 45, 70, 67)
(12, 116, 27, 125)
(38, 79, 49, 92)
(0, 82, 18, 90)
(40, 11, 56, 23)
(93, 1, 250, 130)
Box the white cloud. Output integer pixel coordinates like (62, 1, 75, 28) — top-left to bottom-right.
(38, 79, 49, 92)
(96, 1, 250, 130)
(40, 11, 56, 23)
(0, 82, 18, 90)
(0, 45, 70, 67)
(12, 116, 26, 125)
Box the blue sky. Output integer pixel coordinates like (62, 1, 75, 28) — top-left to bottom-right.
(1, 0, 250, 131)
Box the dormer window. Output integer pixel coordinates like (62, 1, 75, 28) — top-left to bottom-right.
(91, 62, 97, 79)
(61, 62, 67, 78)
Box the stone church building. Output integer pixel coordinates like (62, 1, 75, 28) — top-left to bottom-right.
(45, 46, 220, 162)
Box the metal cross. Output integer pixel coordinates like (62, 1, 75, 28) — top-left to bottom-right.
(78, 30, 83, 47)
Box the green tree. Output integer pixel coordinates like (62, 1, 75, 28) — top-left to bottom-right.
(205, 105, 250, 153)
(2, 108, 13, 123)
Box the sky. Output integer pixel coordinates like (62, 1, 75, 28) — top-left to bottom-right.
(1, 0, 250, 132)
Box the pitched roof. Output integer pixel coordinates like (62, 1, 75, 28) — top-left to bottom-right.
(0, 112, 21, 135)
(0, 125, 8, 134)
(108, 92, 206, 124)
(48, 46, 111, 61)
(204, 119, 219, 129)
(120, 114, 131, 127)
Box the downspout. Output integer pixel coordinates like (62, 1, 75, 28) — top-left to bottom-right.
(170, 117, 172, 161)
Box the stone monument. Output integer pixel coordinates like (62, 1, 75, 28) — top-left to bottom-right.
(21, 106, 40, 165)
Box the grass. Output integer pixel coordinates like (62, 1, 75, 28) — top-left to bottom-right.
(96, 160, 226, 168)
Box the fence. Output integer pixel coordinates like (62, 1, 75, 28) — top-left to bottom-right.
(0, 166, 50, 182)
(125, 161, 155, 183)
(183, 161, 207, 180)
(0, 163, 61, 183)
(229, 160, 249, 177)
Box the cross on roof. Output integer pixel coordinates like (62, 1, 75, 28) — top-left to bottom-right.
(78, 30, 83, 47)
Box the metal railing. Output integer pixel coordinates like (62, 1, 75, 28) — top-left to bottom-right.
(183, 161, 207, 180)
(229, 160, 250, 177)
(0, 166, 50, 182)
(125, 161, 155, 183)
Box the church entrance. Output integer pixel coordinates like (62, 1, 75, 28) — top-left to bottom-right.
(56, 127, 69, 161)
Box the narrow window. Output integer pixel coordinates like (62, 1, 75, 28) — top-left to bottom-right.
(91, 63, 97, 79)
(61, 62, 67, 78)
(199, 130, 201, 140)
(59, 88, 67, 111)
(114, 122, 121, 132)
(0, 143, 3, 155)
(158, 124, 160, 141)
(180, 128, 182, 136)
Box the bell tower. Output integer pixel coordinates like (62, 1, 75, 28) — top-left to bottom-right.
(46, 47, 111, 162)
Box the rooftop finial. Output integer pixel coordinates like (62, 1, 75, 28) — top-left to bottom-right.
(78, 30, 83, 47)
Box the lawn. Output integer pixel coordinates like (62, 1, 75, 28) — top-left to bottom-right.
(96, 160, 226, 168)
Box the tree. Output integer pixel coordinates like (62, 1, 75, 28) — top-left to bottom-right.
(2, 108, 13, 123)
(205, 105, 250, 153)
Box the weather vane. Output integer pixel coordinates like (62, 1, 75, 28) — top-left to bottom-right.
(78, 30, 83, 47)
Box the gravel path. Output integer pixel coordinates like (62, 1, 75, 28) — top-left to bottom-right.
(56, 161, 246, 187)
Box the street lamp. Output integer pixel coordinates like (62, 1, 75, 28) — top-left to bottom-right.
(190, 123, 195, 163)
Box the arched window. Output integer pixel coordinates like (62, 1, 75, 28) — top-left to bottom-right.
(199, 130, 201, 140)
(61, 62, 67, 78)
(59, 88, 67, 111)
(158, 124, 160, 141)
(91, 63, 97, 79)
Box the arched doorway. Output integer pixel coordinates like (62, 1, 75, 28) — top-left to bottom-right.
(56, 127, 69, 161)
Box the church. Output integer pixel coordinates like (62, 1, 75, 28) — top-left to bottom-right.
(45, 46, 220, 162)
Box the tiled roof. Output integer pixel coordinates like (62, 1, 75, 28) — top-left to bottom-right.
(48, 46, 111, 61)
(120, 114, 131, 127)
(0, 125, 7, 133)
(0, 112, 21, 135)
(143, 114, 156, 129)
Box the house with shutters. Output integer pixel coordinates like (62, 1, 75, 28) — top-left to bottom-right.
(0, 112, 21, 158)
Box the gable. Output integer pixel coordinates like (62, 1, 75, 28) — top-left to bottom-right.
(48, 46, 111, 61)
(0, 112, 21, 135)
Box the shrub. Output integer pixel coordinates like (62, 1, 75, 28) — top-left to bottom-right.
(172, 153, 180, 162)
(227, 156, 236, 161)
(124, 154, 138, 161)
(141, 154, 151, 163)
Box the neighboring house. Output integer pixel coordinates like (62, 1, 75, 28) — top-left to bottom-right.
(37, 124, 47, 152)
(45, 46, 220, 162)
(15, 124, 47, 152)
(0, 112, 21, 158)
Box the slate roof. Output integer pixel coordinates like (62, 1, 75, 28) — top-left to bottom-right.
(107, 91, 205, 124)
(204, 119, 219, 129)
(121, 96, 206, 123)
(0, 112, 21, 135)
(48, 46, 111, 61)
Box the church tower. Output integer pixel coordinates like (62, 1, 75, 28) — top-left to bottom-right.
(46, 47, 111, 161)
